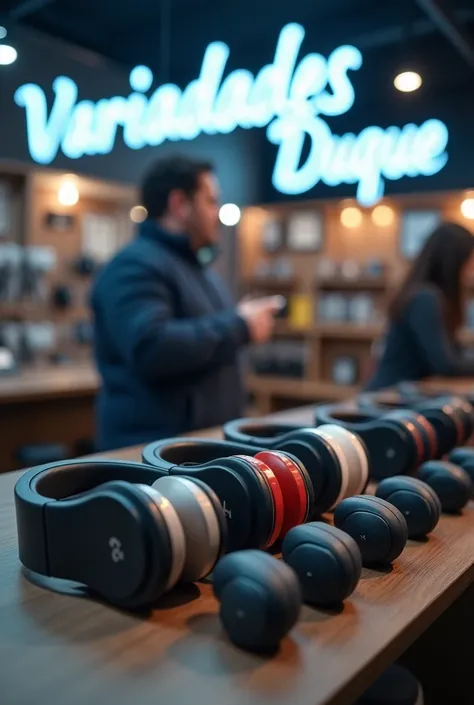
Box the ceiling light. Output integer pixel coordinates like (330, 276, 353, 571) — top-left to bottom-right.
(130, 205, 148, 223)
(340, 207, 362, 228)
(371, 205, 395, 227)
(0, 27, 7, 40)
(58, 177, 79, 207)
(461, 198, 474, 220)
(0, 45, 17, 66)
(394, 71, 422, 93)
(219, 203, 241, 226)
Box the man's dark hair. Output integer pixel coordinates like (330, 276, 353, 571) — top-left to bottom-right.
(140, 155, 214, 219)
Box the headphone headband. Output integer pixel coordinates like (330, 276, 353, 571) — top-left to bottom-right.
(14, 459, 160, 576)
(141, 437, 267, 467)
(222, 420, 304, 446)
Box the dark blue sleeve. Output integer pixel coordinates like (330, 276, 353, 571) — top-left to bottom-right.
(97, 256, 250, 382)
(406, 289, 474, 377)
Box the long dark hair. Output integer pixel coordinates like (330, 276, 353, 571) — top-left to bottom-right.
(389, 222, 474, 334)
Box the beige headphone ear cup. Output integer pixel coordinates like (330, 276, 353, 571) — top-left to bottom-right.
(152, 476, 222, 583)
(315, 426, 350, 508)
(137, 484, 186, 593)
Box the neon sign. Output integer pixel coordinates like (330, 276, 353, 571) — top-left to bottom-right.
(13, 23, 449, 206)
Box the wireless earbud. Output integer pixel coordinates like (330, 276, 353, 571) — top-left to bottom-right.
(314, 405, 419, 479)
(212, 550, 301, 652)
(375, 476, 441, 538)
(448, 448, 474, 490)
(222, 420, 370, 514)
(282, 522, 362, 606)
(333, 496, 408, 565)
(14, 459, 226, 609)
(417, 461, 472, 513)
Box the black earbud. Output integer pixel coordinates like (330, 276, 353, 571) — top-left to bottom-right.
(212, 550, 301, 652)
(333, 496, 408, 565)
(417, 461, 472, 513)
(375, 476, 441, 538)
(282, 522, 362, 606)
(448, 448, 474, 491)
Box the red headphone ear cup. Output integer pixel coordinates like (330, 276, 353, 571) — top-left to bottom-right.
(255, 451, 308, 537)
(234, 455, 284, 548)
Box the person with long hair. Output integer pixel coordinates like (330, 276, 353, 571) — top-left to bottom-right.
(366, 221, 474, 390)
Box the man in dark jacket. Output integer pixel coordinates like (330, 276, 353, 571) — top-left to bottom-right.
(91, 155, 280, 450)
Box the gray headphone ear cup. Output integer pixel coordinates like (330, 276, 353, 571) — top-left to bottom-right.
(152, 476, 223, 582)
(136, 485, 186, 593)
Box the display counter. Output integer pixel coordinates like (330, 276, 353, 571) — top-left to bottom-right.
(0, 363, 99, 472)
(1, 400, 474, 705)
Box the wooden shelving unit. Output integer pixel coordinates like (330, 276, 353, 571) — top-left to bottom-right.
(239, 193, 474, 414)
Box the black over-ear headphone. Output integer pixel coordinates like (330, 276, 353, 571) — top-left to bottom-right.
(314, 405, 420, 479)
(221, 420, 370, 515)
(15, 458, 305, 652)
(14, 459, 227, 609)
(143, 437, 330, 549)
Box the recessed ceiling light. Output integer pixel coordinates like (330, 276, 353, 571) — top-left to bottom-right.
(0, 45, 17, 66)
(394, 71, 422, 93)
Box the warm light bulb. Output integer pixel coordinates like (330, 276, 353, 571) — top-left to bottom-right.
(130, 205, 148, 223)
(394, 71, 422, 92)
(371, 205, 395, 227)
(0, 44, 17, 65)
(461, 198, 474, 220)
(340, 207, 362, 228)
(57, 178, 79, 207)
(219, 203, 241, 226)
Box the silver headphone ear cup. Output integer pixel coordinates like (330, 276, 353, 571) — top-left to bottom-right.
(152, 476, 222, 582)
(137, 485, 186, 592)
(319, 425, 367, 500)
(315, 426, 351, 508)
(344, 430, 369, 495)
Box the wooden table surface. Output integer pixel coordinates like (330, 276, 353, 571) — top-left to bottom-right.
(2, 404, 474, 705)
(0, 363, 100, 404)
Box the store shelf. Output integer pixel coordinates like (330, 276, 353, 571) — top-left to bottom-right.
(274, 321, 313, 337)
(317, 324, 383, 340)
(247, 374, 359, 402)
(245, 277, 296, 291)
(0, 302, 90, 321)
(316, 277, 387, 291)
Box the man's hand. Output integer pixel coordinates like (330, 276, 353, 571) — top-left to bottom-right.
(237, 295, 285, 344)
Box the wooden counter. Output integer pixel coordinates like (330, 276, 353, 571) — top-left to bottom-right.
(0, 364, 99, 472)
(1, 405, 474, 705)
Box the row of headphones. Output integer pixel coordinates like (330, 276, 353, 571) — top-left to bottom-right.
(15, 432, 474, 651)
(222, 393, 474, 481)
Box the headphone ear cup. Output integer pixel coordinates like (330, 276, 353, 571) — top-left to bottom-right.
(212, 550, 301, 652)
(282, 522, 362, 605)
(82, 481, 186, 607)
(151, 477, 224, 582)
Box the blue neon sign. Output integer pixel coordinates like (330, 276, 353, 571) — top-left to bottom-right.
(13, 22, 449, 206)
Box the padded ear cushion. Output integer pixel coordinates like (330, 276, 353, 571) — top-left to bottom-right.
(151, 477, 223, 582)
(312, 426, 350, 509)
(316, 424, 370, 503)
(417, 461, 472, 513)
(333, 495, 408, 565)
(235, 455, 284, 548)
(276, 429, 343, 515)
(212, 550, 302, 651)
(135, 484, 186, 593)
(282, 522, 362, 605)
(375, 476, 441, 537)
(255, 451, 309, 537)
(277, 451, 316, 521)
(438, 396, 474, 443)
(274, 430, 329, 503)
